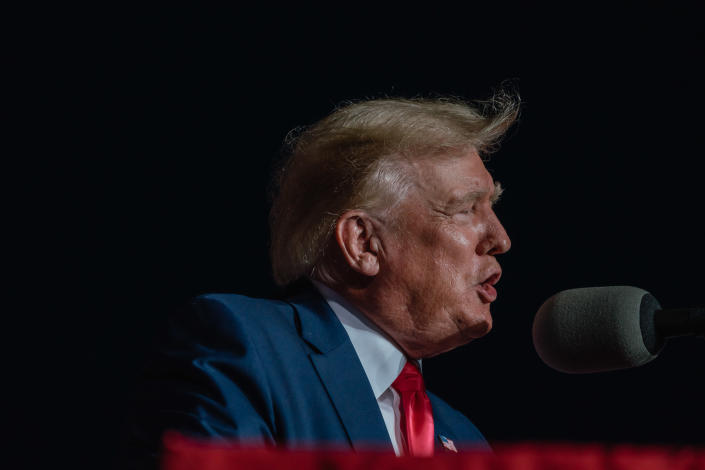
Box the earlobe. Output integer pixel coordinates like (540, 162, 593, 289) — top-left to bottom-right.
(335, 211, 380, 277)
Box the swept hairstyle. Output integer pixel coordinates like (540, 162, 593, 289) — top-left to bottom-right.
(269, 90, 520, 285)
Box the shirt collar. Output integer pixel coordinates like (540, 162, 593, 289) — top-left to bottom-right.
(312, 280, 420, 399)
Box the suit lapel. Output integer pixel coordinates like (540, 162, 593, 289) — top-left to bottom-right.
(309, 343, 391, 450)
(428, 395, 459, 454)
(288, 288, 392, 451)
(433, 419, 457, 453)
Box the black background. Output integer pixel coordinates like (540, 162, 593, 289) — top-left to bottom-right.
(24, 3, 704, 462)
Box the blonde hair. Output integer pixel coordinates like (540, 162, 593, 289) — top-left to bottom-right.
(269, 91, 519, 285)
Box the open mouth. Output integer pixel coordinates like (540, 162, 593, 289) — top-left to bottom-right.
(476, 271, 501, 303)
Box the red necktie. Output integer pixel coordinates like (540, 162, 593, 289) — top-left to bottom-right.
(391, 361, 434, 457)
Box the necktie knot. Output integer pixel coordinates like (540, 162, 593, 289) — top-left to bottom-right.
(391, 361, 425, 392)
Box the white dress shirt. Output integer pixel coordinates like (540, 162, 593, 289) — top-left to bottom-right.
(312, 280, 418, 456)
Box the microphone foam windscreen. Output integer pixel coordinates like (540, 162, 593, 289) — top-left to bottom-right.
(532, 286, 659, 373)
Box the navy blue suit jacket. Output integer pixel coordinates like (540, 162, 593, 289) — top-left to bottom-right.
(127, 288, 489, 466)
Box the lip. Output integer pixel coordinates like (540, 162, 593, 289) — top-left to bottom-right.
(476, 270, 501, 303)
(477, 283, 497, 303)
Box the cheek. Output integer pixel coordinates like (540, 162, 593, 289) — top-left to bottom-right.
(438, 227, 482, 275)
(414, 231, 482, 305)
(419, 221, 475, 254)
(444, 228, 475, 258)
(446, 223, 474, 245)
(389, 222, 481, 290)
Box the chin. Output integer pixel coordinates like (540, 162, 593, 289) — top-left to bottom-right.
(468, 318, 492, 338)
(457, 305, 493, 339)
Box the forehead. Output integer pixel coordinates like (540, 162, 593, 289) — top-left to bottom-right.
(411, 149, 494, 200)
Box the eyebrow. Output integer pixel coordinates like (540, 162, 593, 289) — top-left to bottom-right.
(491, 181, 504, 204)
(446, 181, 504, 209)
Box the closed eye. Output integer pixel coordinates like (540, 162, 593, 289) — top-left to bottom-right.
(456, 204, 476, 216)
(442, 181, 504, 215)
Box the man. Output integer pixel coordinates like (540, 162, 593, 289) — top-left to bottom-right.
(127, 91, 518, 466)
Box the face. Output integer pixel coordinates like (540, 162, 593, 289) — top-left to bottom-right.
(372, 149, 511, 358)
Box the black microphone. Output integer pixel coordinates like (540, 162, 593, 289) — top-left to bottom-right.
(532, 286, 704, 373)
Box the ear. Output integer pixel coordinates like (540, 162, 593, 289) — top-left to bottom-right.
(334, 210, 381, 277)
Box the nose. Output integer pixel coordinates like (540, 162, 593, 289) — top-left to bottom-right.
(477, 211, 511, 256)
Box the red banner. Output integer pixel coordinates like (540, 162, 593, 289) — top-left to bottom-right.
(162, 433, 705, 470)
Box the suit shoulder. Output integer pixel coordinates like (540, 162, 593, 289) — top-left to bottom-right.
(191, 293, 295, 328)
(164, 293, 300, 352)
(195, 292, 289, 310)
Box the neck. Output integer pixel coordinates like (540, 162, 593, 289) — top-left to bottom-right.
(318, 277, 425, 359)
